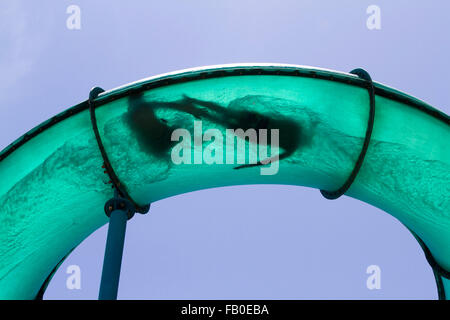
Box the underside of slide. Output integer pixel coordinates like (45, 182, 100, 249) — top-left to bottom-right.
(0, 64, 448, 299)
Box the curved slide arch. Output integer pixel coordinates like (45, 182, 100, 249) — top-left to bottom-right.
(0, 64, 448, 299)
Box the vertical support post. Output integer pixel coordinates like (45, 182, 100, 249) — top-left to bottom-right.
(99, 192, 135, 300)
(98, 209, 128, 300)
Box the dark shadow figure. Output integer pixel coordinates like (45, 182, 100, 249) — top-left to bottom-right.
(124, 93, 303, 169)
(125, 92, 206, 158)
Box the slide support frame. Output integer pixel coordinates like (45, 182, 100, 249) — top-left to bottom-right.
(98, 190, 135, 300)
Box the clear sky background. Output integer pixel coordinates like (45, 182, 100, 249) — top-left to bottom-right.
(0, 1, 449, 299)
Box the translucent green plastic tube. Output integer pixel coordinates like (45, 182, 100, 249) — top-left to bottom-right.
(0, 64, 448, 299)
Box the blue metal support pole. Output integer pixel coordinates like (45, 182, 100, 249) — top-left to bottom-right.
(98, 191, 135, 300)
(98, 209, 128, 300)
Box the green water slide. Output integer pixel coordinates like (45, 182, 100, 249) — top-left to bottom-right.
(0, 64, 448, 299)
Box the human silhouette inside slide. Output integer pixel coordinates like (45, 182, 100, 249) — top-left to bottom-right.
(125, 92, 303, 169)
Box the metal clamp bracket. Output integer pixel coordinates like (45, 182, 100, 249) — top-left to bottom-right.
(89, 87, 150, 214)
(320, 68, 376, 200)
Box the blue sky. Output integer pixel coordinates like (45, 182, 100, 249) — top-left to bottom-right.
(1, 1, 449, 299)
